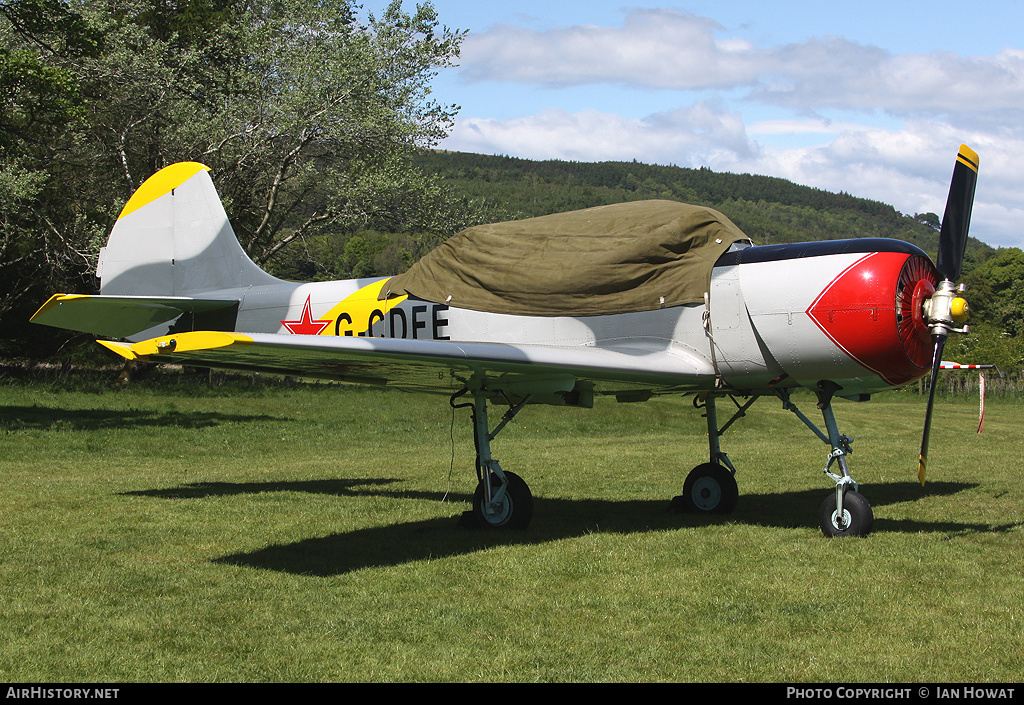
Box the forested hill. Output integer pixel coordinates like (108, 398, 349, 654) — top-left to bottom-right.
(417, 150, 995, 271)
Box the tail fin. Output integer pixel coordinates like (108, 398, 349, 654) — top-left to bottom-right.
(98, 162, 282, 296)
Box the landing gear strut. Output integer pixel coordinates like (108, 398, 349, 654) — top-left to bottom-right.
(671, 393, 745, 514)
(776, 384, 874, 537)
(673, 387, 875, 536)
(453, 387, 534, 529)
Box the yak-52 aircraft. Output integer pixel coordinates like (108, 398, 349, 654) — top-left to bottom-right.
(32, 145, 980, 537)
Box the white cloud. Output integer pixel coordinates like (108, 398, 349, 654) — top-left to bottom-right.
(460, 9, 1024, 117)
(460, 10, 764, 90)
(445, 7, 1024, 247)
(446, 100, 756, 165)
(746, 118, 872, 136)
(758, 43, 1024, 115)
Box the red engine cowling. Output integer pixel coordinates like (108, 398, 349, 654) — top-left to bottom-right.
(806, 251, 938, 387)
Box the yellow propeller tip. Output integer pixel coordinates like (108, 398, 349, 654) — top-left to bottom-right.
(957, 145, 979, 173)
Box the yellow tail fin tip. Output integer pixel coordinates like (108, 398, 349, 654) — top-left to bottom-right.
(117, 162, 211, 220)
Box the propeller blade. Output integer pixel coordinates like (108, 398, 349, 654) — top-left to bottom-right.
(936, 144, 979, 282)
(918, 334, 948, 486)
(919, 146, 979, 485)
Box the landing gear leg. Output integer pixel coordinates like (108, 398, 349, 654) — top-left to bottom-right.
(455, 388, 534, 529)
(777, 384, 874, 537)
(815, 384, 873, 537)
(671, 393, 743, 514)
(772, 385, 874, 536)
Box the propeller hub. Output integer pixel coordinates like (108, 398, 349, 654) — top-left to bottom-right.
(923, 279, 969, 337)
(950, 296, 969, 323)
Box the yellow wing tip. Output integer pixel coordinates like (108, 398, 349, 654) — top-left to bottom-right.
(117, 162, 211, 220)
(917, 457, 927, 486)
(96, 331, 251, 361)
(126, 331, 253, 358)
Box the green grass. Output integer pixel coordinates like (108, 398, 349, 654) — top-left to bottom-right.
(1, 374, 1022, 682)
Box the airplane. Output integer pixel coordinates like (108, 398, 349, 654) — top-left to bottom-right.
(30, 145, 980, 537)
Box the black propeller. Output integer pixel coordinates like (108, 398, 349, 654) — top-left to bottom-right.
(936, 146, 979, 282)
(918, 144, 978, 485)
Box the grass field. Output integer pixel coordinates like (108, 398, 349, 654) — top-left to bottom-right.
(1, 372, 1021, 682)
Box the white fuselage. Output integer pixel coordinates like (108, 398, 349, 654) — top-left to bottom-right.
(181, 239, 932, 397)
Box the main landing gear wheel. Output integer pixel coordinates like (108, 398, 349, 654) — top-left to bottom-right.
(819, 490, 874, 537)
(673, 463, 738, 514)
(473, 471, 533, 529)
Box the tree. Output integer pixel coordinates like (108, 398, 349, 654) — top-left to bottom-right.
(0, 0, 105, 352)
(942, 321, 1024, 374)
(89, 0, 468, 263)
(914, 212, 941, 231)
(1, 0, 475, 356)
(963, 248, 1024, 335)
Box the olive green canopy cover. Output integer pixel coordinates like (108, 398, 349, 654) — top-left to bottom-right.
(383, 199, 751, 317)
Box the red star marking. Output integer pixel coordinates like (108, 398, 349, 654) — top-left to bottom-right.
(281, 295, 331, 335)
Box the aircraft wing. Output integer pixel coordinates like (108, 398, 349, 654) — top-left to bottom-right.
(31, 294, 239, 339)
(97, 330, 717, 402)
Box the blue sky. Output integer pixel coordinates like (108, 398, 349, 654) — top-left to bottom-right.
(363, 1, 1024, 249)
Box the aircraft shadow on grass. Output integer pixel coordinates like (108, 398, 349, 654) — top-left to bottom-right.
(125, 476, 1016, 576)
(0, 405, 282, 431)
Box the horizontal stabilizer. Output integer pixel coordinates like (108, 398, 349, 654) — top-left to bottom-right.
(31, 294, 239, 339)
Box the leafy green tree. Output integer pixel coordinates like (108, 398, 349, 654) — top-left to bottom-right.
(71, 0, 467, 263)
(0, 0, 105, 352)
(914, 212, 941, 231)
(963, 248, 1024, 335)
(942, 321, 1024, 373)
(1, 0, 475, 356)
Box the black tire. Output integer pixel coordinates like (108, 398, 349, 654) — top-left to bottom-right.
(819, 490, 874, 537)
(472, 471, 533, 529)
(677, 463, 738, 514)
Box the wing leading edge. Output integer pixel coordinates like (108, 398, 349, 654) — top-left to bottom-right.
(100, 330, 717, 403)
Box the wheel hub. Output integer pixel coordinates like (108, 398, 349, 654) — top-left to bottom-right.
(691, 477, 722, 511)
(830, 508, 851, 531)
(483, 494, 512, 525)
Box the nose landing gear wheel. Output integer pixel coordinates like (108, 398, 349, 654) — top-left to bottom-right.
(819, 490, 873, 537)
